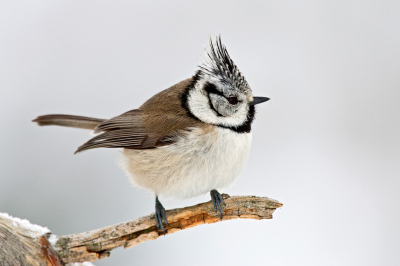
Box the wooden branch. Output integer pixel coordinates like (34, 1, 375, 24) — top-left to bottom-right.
(0, 194, 282, 265)
(55, 194, 283, 264)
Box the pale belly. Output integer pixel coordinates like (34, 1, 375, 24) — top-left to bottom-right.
(120, 127, 252, 199)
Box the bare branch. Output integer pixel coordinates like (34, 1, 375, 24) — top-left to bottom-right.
(0, 195, 282, 265)
(55, 194, 283, 264)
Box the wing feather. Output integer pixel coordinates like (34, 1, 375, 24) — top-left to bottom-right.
(75, 128, 147, 153)
(94, 109, 143, 133)
(75, 78, 203, 153)
(75, 109, 197, 153)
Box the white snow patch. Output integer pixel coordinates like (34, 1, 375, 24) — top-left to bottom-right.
(48, 233, 59, 246)
(66, 262, 96, 266)
(0, 212, 50, 238)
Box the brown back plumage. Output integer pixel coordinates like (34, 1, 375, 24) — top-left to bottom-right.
(74, 78, 204, 153)
(33, 78, 205, 153)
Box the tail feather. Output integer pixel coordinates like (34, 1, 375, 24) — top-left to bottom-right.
(33, 114, 106, 130)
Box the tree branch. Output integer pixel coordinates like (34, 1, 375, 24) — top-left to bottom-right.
(0, 194, 282, 265)
(55, 194, 283, 264)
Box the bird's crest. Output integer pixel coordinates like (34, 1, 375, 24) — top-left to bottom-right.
(199, 36, 251, 95)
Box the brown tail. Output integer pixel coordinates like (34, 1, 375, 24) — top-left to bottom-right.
(33, 114, 106, 130)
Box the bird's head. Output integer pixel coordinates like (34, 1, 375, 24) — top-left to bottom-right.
(183, 36, 269, 133)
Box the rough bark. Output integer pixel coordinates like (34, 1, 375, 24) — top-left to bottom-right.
(55, 194, 282, 264)
(0, 194, 282, 265)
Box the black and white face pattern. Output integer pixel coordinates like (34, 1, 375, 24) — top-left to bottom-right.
(183, 37, 255, 133)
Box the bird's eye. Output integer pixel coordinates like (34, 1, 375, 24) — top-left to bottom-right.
(228, 96, 239, 105)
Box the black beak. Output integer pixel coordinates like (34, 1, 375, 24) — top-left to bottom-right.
(250, 96, 270, 106)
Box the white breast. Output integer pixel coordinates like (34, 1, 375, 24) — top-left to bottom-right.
(120, 127, 252, 200)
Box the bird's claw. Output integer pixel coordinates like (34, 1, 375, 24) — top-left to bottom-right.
(210, 189, 226, 219)
(155, 197, 169, 235)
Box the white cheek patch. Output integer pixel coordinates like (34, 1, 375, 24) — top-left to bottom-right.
(187, 79, 249, 128)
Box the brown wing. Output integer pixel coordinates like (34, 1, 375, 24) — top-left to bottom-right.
(75, 78, 203, 153)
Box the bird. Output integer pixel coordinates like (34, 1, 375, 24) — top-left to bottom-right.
(33, 36, 270, 234)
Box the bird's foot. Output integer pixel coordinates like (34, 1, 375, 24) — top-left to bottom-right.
(210, 189, 226, 219)
(155, 196, 169, 235)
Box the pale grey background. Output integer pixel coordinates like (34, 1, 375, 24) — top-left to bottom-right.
(1, 1, 400, 265)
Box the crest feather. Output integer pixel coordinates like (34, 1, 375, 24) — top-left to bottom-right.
(199, 36, 251, 95)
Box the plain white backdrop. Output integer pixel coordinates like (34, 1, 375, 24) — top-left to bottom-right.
(1, 1, 399, 265)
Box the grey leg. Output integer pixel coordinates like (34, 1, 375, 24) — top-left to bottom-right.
(210, 189, 226, 219)
(155, 196, 169, 235)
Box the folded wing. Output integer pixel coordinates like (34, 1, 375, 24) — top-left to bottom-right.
(75, 109, 198, 153)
